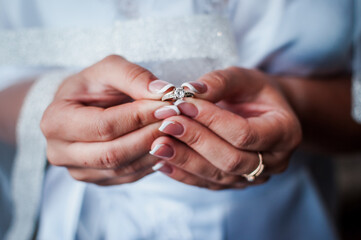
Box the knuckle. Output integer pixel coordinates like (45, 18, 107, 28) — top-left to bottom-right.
(40, 114, 50, 137)
(233, 127, 257, 149)
(130, 102, 148, 127)
(102, 54, 124, 65)
(279, 112, 302, 150)
(202, 111, 221, 130)
(169, 147, 190, 167)
(98, 149, 121, 169)
(223, 154, 244, 173)
(207, 70, 228, 88)
(126, 65, 152, 82)
(83, 55, 124, 80)
(114, 163, 139, 176)
(40, 106, 56, 138)
(95, 116, 115, 141)
(186, 130, 203, 147)
(209, 169, 225, 182)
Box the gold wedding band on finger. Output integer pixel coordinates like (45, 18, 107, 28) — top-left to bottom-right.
(161, 87, 195, 101)
(242, 152, 265, 182)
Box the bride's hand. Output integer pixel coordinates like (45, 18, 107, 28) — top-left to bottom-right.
(41, 55, 177, 186)
(150, 67, 302, 190)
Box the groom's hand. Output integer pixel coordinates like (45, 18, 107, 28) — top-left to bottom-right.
(41, 55, 177, 185)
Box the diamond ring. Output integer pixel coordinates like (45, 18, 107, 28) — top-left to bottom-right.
(242, 152, 265, 182)
(161, 87, 195, 101)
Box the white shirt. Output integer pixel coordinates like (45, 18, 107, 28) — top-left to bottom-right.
(0, 0, 356, 239)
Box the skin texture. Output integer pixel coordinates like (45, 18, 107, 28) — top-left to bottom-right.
(40, 56, 273, 187)
(40, 55, 173, 185)
(2, 55, 361, 189)
(150, 67, 301, 189)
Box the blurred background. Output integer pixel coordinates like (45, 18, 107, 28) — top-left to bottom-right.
(336, 154, 361, 240)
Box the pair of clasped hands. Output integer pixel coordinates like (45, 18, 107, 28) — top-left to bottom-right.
(41, 55, 302, 190)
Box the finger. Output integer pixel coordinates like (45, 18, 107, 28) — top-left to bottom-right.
(47, 123, 163, 168)
(174, 98, 297, 151)
(95, 168, 154, 186)
(67, 154, 158, 183)
(157, 116, 260, 175)
(151, 161, 234, 190)
(81, 55, 174, 100)
(152, 162, 270, 190)
(260, 151, 291, 175)
(182, 67, 264, 103)
(70, 93, 133, 108)
(41, 99, 173, 142)
(150, 136, 247, 185)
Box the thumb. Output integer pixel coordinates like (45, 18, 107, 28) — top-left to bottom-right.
(81, 55, 175, 100)
(182, 67, 264, 103)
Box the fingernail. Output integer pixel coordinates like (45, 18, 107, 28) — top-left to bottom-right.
(152, 161, 173, 174)
(181, 82, 207, 94)
(174, 100, 198, 118)
(149, 80, 174, 94)
(152, 161, 165, 171)
(159, 120, 184, 135)
(154, 105, 180, 119)
(149, 143, 174, 158)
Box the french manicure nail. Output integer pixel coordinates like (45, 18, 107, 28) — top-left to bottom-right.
(149, 143, 174, 158)
(152, 161, 165, 171)
(154, 105, 180, 119)
(152, 161, 173, 174)
(181, 82, 207, 94)
(159, 120, 184, 135)
(174, 99, 186, 106)
(149, 80, 174, 94)
(174, 100, 198, 118)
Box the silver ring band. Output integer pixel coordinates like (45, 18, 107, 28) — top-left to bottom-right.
(161, 87, 195, 101)
(242, 152, 265, 182)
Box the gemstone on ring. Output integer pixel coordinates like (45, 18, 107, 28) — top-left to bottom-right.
(174, 87, 186, 99)
(161, 86, 195, 101)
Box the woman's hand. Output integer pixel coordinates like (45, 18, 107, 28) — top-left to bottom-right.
(150, 67, 302, 190)
(41, 55, 178, 186)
